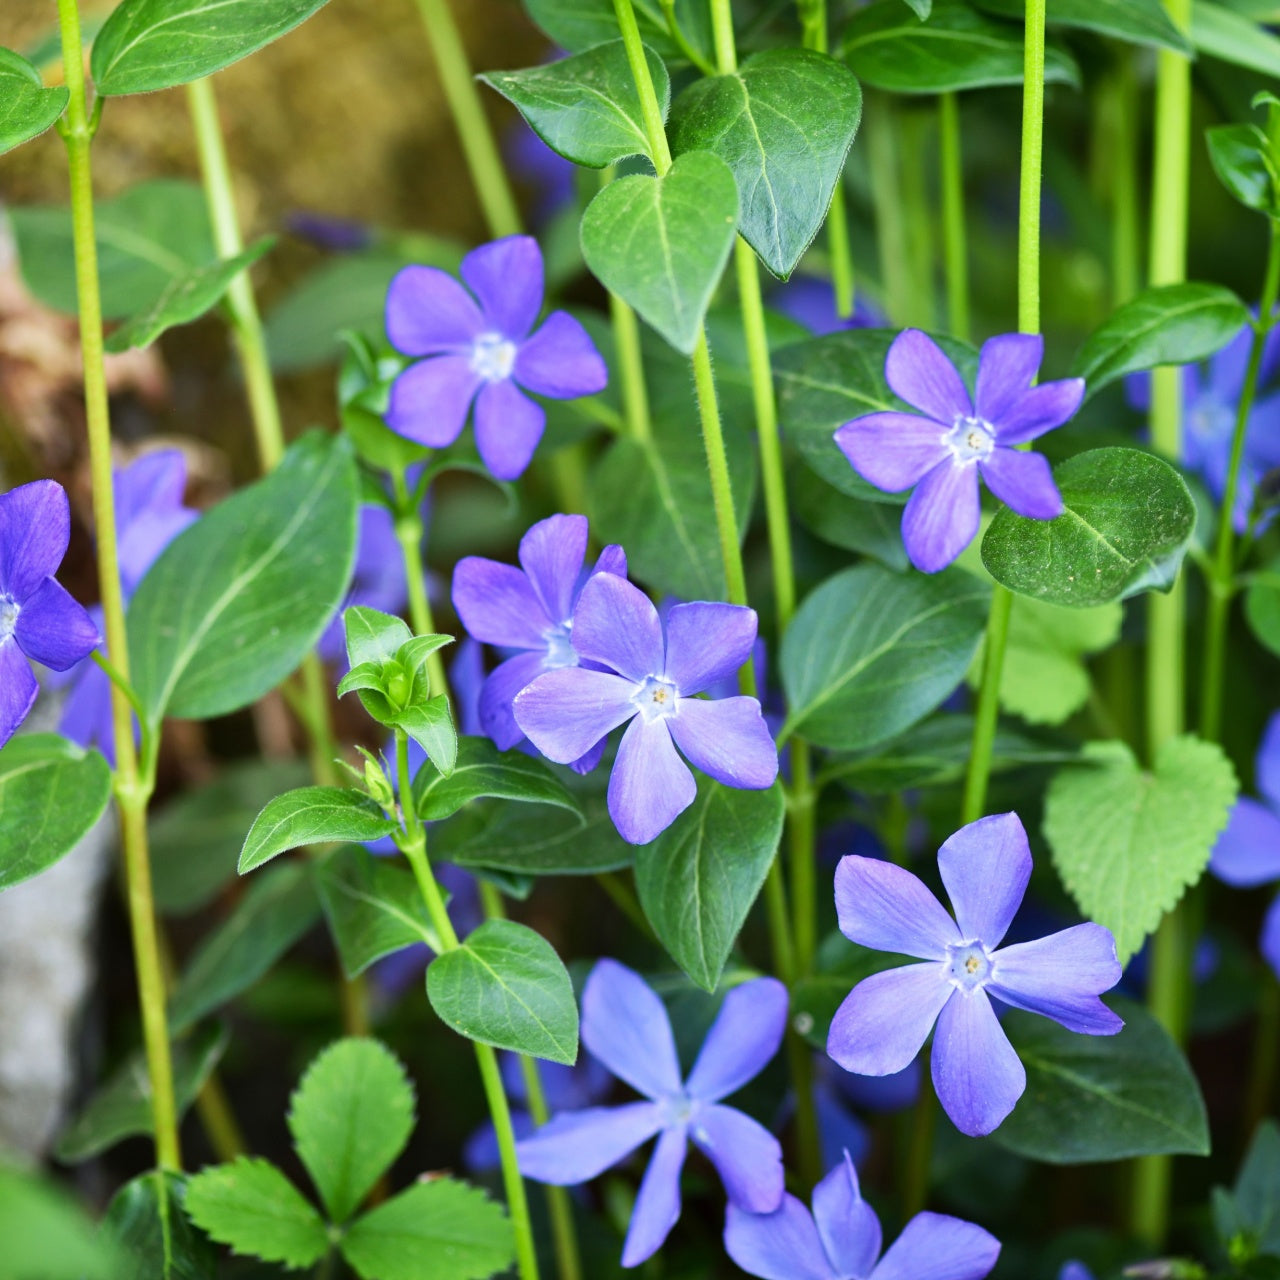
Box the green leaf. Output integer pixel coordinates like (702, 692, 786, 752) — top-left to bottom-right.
(102, 1172, 217, 1280)
(184, 1158, 328, 1269)
(992, 999, 1210, 1161)
(1043, 736, 1238, 963)
(842, 0, 1080, 94)
(780, 563, 990, 751)
(1071, 282, 1250, 396)
(239, 787, 397, 874)
(428, 919, 579, 1064)
(972, 0, 1193, 52)
(0, 1164, 124, 1279)
(390, 696, 457, 777)
(56, 1024, 228, 1162)
(10, 179, 214, 319)
(0, 734, 111, 892)
(790, 465, 909, 569)
(127, 431, 359, 724)
(480, 40, 670, 169)
(0, 47, 69, 156)
(1207, 123, 1279, 216)
(1216, 1120, 1280, 1258)
(580, 151, 739, 354)
(524, 0, 711, 65)
(344, 605, 413, 669)
(412, 736, 580, 822)
(104, 237, 275, 352)
(340, 1179, 515, 1280)
(981, 448, 1198, 608)
(92, 0, 332, 95)
(1246, 556, 1280, 658)
(668, 48, 862, 279)
(169, 862, 321, 1033)
(316, 845, 440, 978)
(1192, 1, 1280, 77)
(635, 781, 785, 991)
(288, 1038, 416, 1223)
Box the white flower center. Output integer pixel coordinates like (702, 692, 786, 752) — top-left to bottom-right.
(944, 414, 996, 464)
(631, 675, 678, 723)
(543, 625, 577, 670)
(470, 331, 517, 382)
(945, 940, 993, 993)
(0, 596, 18, 643)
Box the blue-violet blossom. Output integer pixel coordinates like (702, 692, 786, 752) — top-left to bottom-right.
(516, 959, 787, 1267)
(827, 812, 1123, 1137)
(385, 235, 608, 481)
(834, 330, 1083, 573)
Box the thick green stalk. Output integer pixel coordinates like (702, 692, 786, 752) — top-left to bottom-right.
(1111, 54, 1141, 307)
(866, 97, 911, 326)
(56, 0, 180, 1172)
(939, 92, 970, 342)
(900, 110, 935, 330)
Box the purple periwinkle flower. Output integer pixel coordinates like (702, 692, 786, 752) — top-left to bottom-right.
(834, 330, 1083, 573)
(0, 480, 102, 751)
(725, 1151, 1000, 1280)
(453, 513, 626, 773)
(513, 573, 779, 844)
(384, 235, 607, 481)
(1209, 710, 1280, 978)
(827, 812, 1123, 1137)
(517, 960, 787, 1267)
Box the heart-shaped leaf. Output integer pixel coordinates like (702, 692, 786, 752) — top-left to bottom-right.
(0, 47, 69, 156)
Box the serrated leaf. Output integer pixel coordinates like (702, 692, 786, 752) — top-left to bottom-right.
(428, 919, 579, 1064)
(412, 736, 580, 822)
(288, 1038, 416, 1224)
(1193, 0, 1280, 77)
(185, 1158, 328, 1269)
(102, 1172, 217, 1280)
(0, 47, 69, 156)
(973, 0, 1193, 52)
(1043, 736, 1238, 963)
(239, 787, 397, 874)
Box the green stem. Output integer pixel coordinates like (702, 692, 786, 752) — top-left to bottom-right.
(1111, 53, 1141, 307)
(56, 0, 180, 1174)
(412, 0, 522, 239)
(939, 92, 970, 342)
(961, 588, 1014, 826)
(866, 96, 911, 326)
(900, 110, 935, 330)
(658, 0, 716, 74)
(392, 470, 449, 698)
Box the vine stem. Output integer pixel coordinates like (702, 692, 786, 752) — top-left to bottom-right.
(55, 0, 180, 1172)
(865, 96, 911, 326)
(939, 92, 970, 342)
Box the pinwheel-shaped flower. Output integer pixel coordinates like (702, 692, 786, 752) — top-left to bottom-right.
(385, 235, 607, 481)
(834, 330, 1083, 572)
(725, 1151, 1000, 1280)
(517, 959, 787, 1267)
(828, 812, 1123, 1136)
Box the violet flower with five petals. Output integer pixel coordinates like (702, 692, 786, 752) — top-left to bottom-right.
(725, 1151, 1000, 1280)
(513, 573, 778, 844)
(385, 235, 607, 480)
(834, 330, 1083, 573)
(516, 959, 787, 1267)
(827, 812, 1123, 1137)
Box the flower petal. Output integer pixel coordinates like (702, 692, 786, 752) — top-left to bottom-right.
(974, 333, 1043, 423)
(812, 1154, 882, 1280)
(685, 977, 788, 1103)
(452, 556, 548, 648)
(886, 329, 973, 422)
(14, 578, 102, 671)
(386, 356, 480, 448)
(582, 958, 682, 1099)
(58, 657, 118, 766)
(662, 602, 758, 694)
(119, 506, 198, 595)
(1256, 712, 1280, 812)
(828, 964, 952, 1078)
(901, 460, 980, 574)
(834, 856, 960, 959)
(571, 572, 665, 682)
(516, 310, 609, 399)
(607, 715, 697, 844)
(514, 667, 635, 764)
(869, 1211, 1001, 1280)
(474, 379, 546, 482)
(515, 1100, 663, 1184)
(1261, 892, 1280, 980)
(937, 813, 1032, 948)
(115, 449, 188, 530)
(724, 1195, 835, 1280)
(479, 651, 548, 751)
(668, 696, 778, 790)
(592, 544, 627, 579)
(385, 264, 484, 355)
(991, 378, 1084, 445)
(1210, 798, 1280, 887)
(461, 235, 544, 340)
(0, 641, 38, 751)
(979, 449, 1063, 520)
(0, 480, 71, 601)
(691, 1104, 784, 1212)
(930, 989, 1025, 1137)
(622, 1124, 688, 1267)
(518, 514, 588, 627)
(989, 924, 1123, 1035)
(833, 413, 950, 493)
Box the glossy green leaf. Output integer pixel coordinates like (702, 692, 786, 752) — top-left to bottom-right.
(390, 696, 457, 777)
(339, 1179, 515, 1280)
(1043, 736, 1238, 963)
(1207, 123, 1279, 215)
(185, 1158, 328, 1269)
(580, 151, 739, 354)
(481, 40, 670, 169)
(1246, 556, 1280, 658)
(524, 0, 711, 65)
(128, 431, 359, 724)
(104, 237, 275, 352)
(56, 1024, 228, 1162)
(1071, 282, 1250, 396)
(790, 465, 909, 569)
(668, 48, 862, 278)
(981, 448, 1198, 607)
(842, 0, 1080, 94)
(635, 781, 785, 991)
(780, 563, 990, 751)
(0, 1164, 122, 1280)
(0, 47, 69, 155)
(993, 999, 1210, 1161)
(1192, 1, 1280, 77)
(412, 736, 579, 822)
(428, 919, 579, 1064)
(344, 605, 412, 669)
(102, 1172, 217, 1280)
(288, 1038, 415, 1223)
(973, 0, 1192, 51)
(92, 0, 332, 95)
(169, 862, 321, 1032)
(0, 735, 111, 892)
(239, 786, 397, 874)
